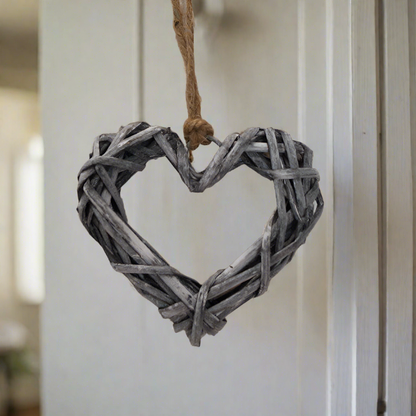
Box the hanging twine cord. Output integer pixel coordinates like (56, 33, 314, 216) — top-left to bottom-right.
(171, 0, 214, 161)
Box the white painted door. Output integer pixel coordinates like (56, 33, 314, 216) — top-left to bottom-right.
(134, 1, 330, 414)
(41, 0, 415, 415)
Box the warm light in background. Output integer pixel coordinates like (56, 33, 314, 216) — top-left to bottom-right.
(14, 135, 44, 304)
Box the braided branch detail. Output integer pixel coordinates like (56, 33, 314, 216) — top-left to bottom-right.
(77, 122, 324, 346)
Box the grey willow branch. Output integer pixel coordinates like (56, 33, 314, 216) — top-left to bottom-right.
(77, 122, 324, 347)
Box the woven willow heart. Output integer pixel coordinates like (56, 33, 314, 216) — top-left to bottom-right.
(77, 121, 323, 346)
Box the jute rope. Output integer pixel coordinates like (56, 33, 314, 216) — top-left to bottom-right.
(171, 0, 214, 161)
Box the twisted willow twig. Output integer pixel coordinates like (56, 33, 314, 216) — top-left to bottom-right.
(77, 122, 323, 346)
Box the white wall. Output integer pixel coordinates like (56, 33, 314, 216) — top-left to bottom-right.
(42, 1, 331, 415)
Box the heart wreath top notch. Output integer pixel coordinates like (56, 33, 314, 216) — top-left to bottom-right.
(76, 0, 324, 346)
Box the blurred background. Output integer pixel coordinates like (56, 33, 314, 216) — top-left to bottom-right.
(0, 1, 41, 415)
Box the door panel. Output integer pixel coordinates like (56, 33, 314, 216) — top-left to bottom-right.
(135, 1, 331, 415)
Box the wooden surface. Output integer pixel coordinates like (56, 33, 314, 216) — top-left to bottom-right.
(409, 0, 416, 413)
(382, 1, 414, 414)
(138, 0, 331, 413)
(330, 0, 354, 413)
(352, 1, 380, 414)
(297, 1, 330, 414)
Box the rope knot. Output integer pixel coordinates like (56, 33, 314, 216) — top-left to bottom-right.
(183, 117, 214, 157)
(171, 0, 214, 162)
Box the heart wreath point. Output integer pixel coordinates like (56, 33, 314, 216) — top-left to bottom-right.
(77, 121, 324, 346)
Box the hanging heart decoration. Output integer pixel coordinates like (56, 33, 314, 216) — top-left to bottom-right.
(77, 122, 323, 346)
(76, 0, 323, 346)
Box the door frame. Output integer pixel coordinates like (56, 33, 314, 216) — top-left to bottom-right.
(330, 0, 414, 414)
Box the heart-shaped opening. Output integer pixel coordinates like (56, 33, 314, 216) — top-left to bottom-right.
(122, 154, 276, 282)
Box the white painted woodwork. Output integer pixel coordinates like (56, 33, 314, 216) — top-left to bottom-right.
(409, 0, 416, 413)
(138, 0, 328, 414)
(330, 0, 354, 413)
(297, 1, 330, 415)
(331, 1, 382, 414)
(352, 1, 380, 415)
(382, 1, 414, 414)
